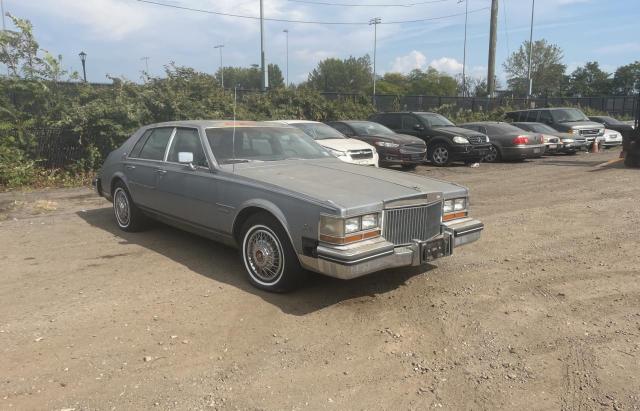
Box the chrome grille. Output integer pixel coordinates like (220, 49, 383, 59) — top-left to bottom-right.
(400, 144, 427, 154)
(382, 202, 442, 245)
(579, 128, 600, 137)
(468, 135, 487, 145)
(348, 149, 373, 159)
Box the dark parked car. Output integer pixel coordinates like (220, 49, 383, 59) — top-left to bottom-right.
(506, 108, 604, 147)
(512, 122, 586, 154)
(588, 116, 634, 138)
(94, 120, 483, 292)
(459, 122, 545, 162)
(369, 112, 491, 166)
(326, 121, 427, 169)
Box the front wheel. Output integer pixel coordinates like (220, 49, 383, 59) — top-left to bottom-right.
(241, 213, 305, 292)
(429, 143, 452, 167)
(484, 144, 501, 163)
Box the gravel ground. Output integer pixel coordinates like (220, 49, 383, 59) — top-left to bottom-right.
(1, 149, 639, 410)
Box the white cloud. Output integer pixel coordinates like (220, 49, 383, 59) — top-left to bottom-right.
(390, 50, 427, 73)
(429, 57, 463, 75)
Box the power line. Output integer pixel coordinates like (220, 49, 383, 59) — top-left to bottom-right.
(287, 0, 448, 7)
(135, 0, 489, 25)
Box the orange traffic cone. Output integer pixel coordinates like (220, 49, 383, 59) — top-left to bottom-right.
(590, 139, 600, 153)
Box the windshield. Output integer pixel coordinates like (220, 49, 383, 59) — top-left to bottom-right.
(527, 123, 558, 134)
(417, 113, 455, 127)
(551, 109, 589, 123)
(205, 127, 331, 164)
(348, 122, 395, 136)
(291, 123, 346, 140)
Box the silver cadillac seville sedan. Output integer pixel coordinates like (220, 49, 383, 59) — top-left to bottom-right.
(94, 120, 484, 292)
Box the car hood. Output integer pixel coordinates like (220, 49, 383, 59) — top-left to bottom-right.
(433, 126, 484, 137)
(364, 133, 425, 145)
(558, 120, 604, 129)
(232, 159, 467, 212)
(315, 138, 374, 152)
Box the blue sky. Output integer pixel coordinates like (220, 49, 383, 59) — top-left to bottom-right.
(5, 0, 640, 85)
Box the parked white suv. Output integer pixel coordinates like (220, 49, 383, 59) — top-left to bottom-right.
(272, 120, 379, 166)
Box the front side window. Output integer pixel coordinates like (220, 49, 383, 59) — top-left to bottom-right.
(291, 123, 346, 140)
(167, 128, 208, 167)
(206, 127, 331, 164)
(138, 127, 174, 161)
(416, 113, 455, 127)
(538, 110, 552, 124)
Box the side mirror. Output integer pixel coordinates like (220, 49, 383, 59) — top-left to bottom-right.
(178, 152, 196, 170)
(413, 124, 424, 131)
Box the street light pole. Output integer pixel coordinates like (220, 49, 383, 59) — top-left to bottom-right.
(527, 0, 535, 97)
(141, 56, 150, 77)
(459, 0, 469, 96)
(369, 17, 381, 105)
(283, 29, 289, 87)
(79, 51, 87, 82)
(214, 44, 224, 88)
(260, 0, 268, 91)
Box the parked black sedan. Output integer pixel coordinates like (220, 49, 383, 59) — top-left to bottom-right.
(588, 115, 635, 137)
(459, 122, 545, 162)
(326, 120, 427, 169)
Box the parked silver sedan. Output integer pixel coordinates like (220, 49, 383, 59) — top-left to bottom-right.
(459, 122, 546, 162)
(94, 121, 483, 292)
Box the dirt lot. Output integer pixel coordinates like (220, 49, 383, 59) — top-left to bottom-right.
(1, 149, 639, 410)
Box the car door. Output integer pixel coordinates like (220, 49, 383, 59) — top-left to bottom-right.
(154, 127, 221, 231)
(398, 114, 425, 138)
(124, 127, 175, 209)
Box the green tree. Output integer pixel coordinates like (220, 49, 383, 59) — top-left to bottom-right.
(406, 68, 458, 96)
(216, 63, 284, 89)
(567, 62, 611, 96)
(375, 72, 410, 95)
(612, 61, 640, 95)
(503, 39, 566, 96)
(305, 55, 372, 93)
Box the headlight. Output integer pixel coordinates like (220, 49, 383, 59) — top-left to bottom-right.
(319, 213, 381, 245)
(562, 138, 575, 143)
(374, 141, 400, 148)
(327, 148, 346, 157)
(452, 136, 469, 144)
(485, 136, 490, 142)
(443, 197, 468, 222)
(571, 129, 580, 135)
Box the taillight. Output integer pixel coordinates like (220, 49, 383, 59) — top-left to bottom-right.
(512, 136, 529, 145)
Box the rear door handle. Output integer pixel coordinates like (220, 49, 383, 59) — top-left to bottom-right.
(125, 165, 136, 170)
(155, 168, 167, 175)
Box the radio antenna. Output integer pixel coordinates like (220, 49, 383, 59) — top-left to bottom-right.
(232, 85, 237, 171)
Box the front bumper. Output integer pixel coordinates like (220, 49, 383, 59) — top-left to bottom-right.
(299, 218, 483, 280)
(450, 144, 491, 161)
(379, 150, 427, 165)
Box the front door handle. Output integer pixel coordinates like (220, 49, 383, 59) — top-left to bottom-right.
(125, 165, 136, 170)
(155, 168, 167, 175)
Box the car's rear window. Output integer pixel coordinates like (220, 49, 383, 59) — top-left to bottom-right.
(205, 127, 330, 164)
(138, 127, 174, 161)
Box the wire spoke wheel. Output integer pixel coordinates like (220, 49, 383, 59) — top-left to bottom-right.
(432, 146, 449, 165)
(244, 226, 284, 285)
(113, 188, 130, 227)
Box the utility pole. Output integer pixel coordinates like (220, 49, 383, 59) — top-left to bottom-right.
(283, 29, 289, 87)
(487, 0, 498, 97)
(260, 0, 268, 91)
(141, 56, 150, 76)
(460, 0, 469, 96)
(214, 44, 224, 88)
(369, 17, 381, 105)
(79, 51, 87, 82)
(527, 0, 535, 97)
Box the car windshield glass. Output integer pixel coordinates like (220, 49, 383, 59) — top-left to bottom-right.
(551, 109, 589, 122)
(291, 123, 346, 140)
(417, 113, 455, 127)
(527, 123, 558, 134)
(205, 127, 331, 164)
(348, 122, 395, 136)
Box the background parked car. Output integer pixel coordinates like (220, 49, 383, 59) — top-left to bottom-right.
(271, 120, 378, 167)
(326, 121, 426, 169)
(369, 111, 490, 166)
(506, 108, 604, 148)
(596, 129, 623, 148)
(512, 122, 586, 154)
(589, 116, 634, 141)
(460, 122, 545, 162)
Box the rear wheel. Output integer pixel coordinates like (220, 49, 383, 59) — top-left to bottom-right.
(112, 182, 148, 232)
(241, 212, 305, 292)
(484, 144, 501, 163)
(429, 143, 452, 167)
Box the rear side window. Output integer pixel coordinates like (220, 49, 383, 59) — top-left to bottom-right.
(166, 128, 208, 167)
(129, 129, 153, 158)
(377, 114, 401, 129)
(138, 127, 174, 161)
(526, 111, 539, 122)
